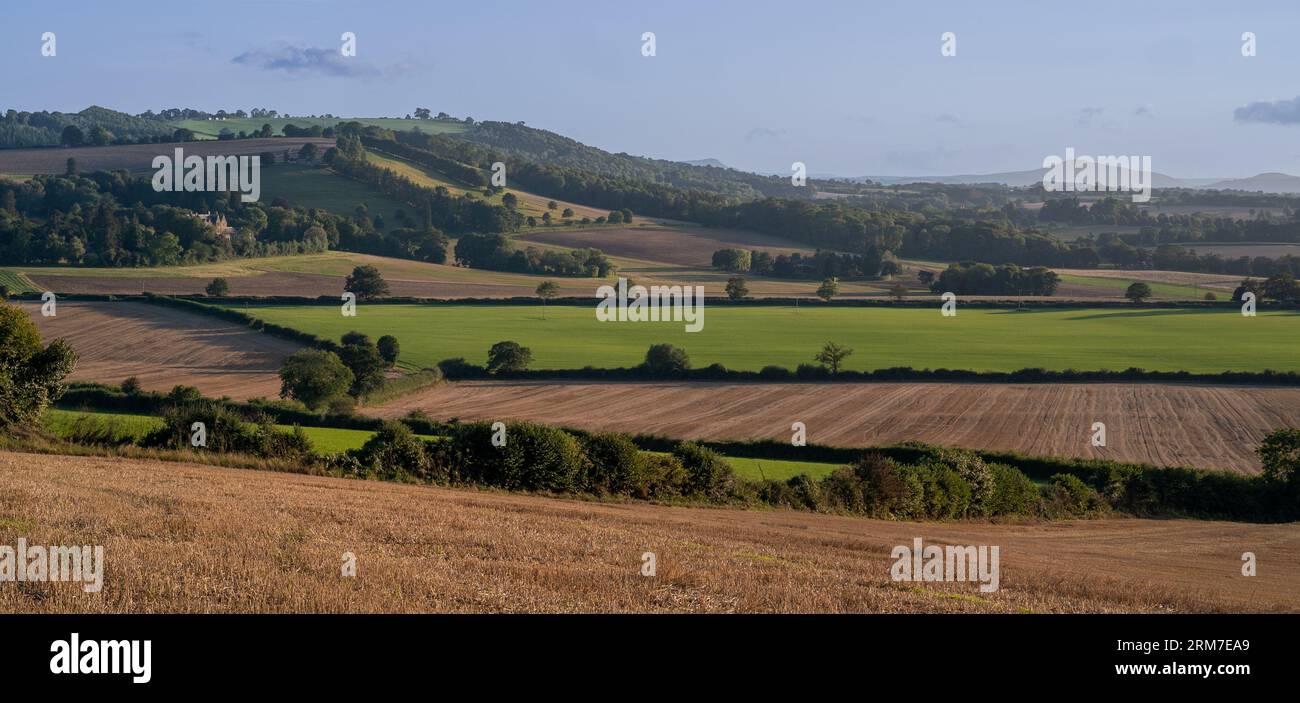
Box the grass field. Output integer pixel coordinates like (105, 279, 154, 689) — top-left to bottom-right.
(173, 117, 465, 140)
(1055, 273, 1216, 300)
(0, 270, 37, 293)
(228, 303, 1300, 373)
(260, 163, 411, 224)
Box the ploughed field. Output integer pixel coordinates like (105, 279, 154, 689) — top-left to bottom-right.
(20, 301, 300, 400)
(369, 380, 1300, 473)
(2, 451, 1295, 613)
(230, 303, 1300, 374)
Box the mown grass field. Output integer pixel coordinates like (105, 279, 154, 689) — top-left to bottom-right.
(173, 117, 465, 140)
(226, 303, 1300, 373)
(1055, 273, 1218, 300)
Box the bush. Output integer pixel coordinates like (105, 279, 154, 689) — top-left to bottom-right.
(451, 421, 587, 493)
(581, 432, 646, 494)
(672, 442, 734, 497)
(486, 341, 533, 374)
(349, 421, 441, 482)
(120, 376, 143, 395)
(985, 463, 1041, 515)
(642, 343, 690, 377)
(377, 335, 400, 367)
(1043, 473, 1106, 517)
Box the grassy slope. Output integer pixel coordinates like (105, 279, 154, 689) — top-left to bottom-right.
(364, 149, 606, 221)
(259, 163, 412, 224)
(225, 303, 1300, 373)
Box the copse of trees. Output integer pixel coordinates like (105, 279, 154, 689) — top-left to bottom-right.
(454, 232, 614, 277)
(930, 262, 1060, 296)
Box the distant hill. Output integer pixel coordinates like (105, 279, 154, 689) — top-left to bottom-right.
(1202, 172, 1300, 194)
(859, 166, 1190, 189)
(451, 121, 804, 199)
(0, 106, 173, 148)
(681, 158, 729, 168)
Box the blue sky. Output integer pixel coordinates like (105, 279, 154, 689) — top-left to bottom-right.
(8, 0, 1300, 178)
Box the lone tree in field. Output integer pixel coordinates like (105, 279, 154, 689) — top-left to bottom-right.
(1124, 281, 1152, 303)
(299, 142, 319, 163)
(814, 341, 854, 375)
(344, 265, 390, 301)
(487, 341, 533, 374)
(65, 158, 78, 176)
(205, 277, 230, 297)
(889, 283, 909, 302)
(725, 276, 749, 301)
(279, 349, 354, 410)
(377, 335, 400, 367)
(0, 305, 78, 431)
(535, 280, 560, 319)
(547, 200, 558, 211)
(642, 343, 691, 377)
(816, 277, 840, 302)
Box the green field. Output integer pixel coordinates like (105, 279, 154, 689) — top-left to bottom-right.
(0, 270, 37, 293)
(712, 456, 842, 481)
(173, 117, 465, 140)
(1056, 273, 1221, 300)
(260, 163, 411, 223)
(224, 303, 1300, 373)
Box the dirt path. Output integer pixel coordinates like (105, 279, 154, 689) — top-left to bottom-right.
(368, 380, 1300, 473)
(21, 301, 300, 400)
(0, 451, 1293, 613)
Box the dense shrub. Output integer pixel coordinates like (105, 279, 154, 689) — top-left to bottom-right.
(580, 432, 647, 494)
(451, 421, 588, 493)
(672, 442, 735, 497)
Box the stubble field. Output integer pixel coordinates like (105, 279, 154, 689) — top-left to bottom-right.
(1, 451, 1294, 613)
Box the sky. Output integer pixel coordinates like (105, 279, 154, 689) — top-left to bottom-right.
(8, 0, 1300, 179)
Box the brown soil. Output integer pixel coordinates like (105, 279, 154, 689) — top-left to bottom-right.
(20, 301, 300, 400)
(0, 450, 1293, 613)
(368, 380, 1300, 473)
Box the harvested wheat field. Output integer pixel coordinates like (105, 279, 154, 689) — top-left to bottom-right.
(370, 380, 1300, 473)
(19, 301, 300, 400)
(0, 451, 1294, 613)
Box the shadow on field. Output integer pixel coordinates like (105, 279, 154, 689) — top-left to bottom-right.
(1063, 309, 1222, 321)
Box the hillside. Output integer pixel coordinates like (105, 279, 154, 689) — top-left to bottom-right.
(1, 450, 1294, 613)
(0, 106, 174, 148)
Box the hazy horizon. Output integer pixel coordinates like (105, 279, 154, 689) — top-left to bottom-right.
(8, 0, 1300, 179)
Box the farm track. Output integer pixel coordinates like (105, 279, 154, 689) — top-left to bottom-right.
(368, 380, 1300, 473)
(19, 301, 300, 400)
(0, 450, 1295, 613)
